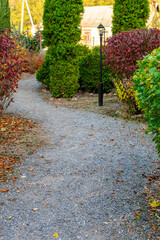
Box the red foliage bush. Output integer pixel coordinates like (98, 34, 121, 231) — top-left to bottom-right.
(0, 29, 25, 116)
(23, 51, 45, 74)
(103, 28, 160, 113)
(103, 28, 160, 79)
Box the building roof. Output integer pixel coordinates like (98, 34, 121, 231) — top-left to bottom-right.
(81, 6, 113, 28)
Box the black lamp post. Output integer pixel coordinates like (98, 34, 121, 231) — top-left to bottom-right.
(97, 23, 104, 106)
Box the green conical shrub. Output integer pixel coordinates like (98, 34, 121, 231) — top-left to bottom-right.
(37, 0, 83, 98)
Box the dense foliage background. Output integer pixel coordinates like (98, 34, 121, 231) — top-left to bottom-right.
(9, 0, 114, 31)
(0, 0, 10, 30)
(112, 0, 150, 35)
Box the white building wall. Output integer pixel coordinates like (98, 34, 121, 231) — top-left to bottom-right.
(81, 26, 112, 48)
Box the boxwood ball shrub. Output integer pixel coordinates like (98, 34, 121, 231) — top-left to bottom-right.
(79, 46, 114, 93)
(103, 28, 160, 112)
(133, 47, 160, 157)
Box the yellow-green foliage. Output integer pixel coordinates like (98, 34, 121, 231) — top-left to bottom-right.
(114, 79, 137, 111)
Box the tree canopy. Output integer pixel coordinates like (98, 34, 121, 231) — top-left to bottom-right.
(9, 0, 44, 32)
(83, 0, 114, 6)
(9, 0, 114, 32)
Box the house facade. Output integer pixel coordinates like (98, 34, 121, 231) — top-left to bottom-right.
(80, 6, 113, 48)
(148, 0, 160, 28)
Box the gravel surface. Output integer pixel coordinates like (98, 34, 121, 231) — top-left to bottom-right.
(0, 76, 159, 240)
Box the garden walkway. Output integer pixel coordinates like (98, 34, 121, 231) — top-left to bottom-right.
(0, 76, 159, 240)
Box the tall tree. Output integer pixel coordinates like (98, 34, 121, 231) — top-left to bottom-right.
(9, 0, 114, 32)
(37, 0, 84, 98)
(83, 0, 114, 6)
(112, 0, 150, 35)
(0, 0, 10, 30)
(9, 0, 44, 32)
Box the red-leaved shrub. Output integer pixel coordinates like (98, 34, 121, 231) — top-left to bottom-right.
(103, 28, 160, 113)
(0, 29, 25, 116)
(23, 51, 45, 74)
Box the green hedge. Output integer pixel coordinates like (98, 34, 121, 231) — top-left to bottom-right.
(79, 46, 114, 93)
(133, 47, 160, 157)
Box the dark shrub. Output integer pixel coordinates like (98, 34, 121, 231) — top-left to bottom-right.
(79, 46, 114, 93)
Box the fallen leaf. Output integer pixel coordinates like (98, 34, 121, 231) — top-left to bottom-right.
(16, 190, 21, 193)
(0, 189, 9, 192)
(88, 134, 94, 136)
(135, 212, 140, 217)
(106, 177, 110, 180)
(52, 232, 58, 238)
(35, 194, 39, 196)
(13, 176, 17, 182)
(116, 179, 124, 183)
(130, 144, 135, 147)
(128, 229, 133, 232)
(7, 216, 12, 219)
(153, 149, 158, 152)
(152, 226, 157, 231)
(117, 170, 124, 174)
(32, 208, 39, 211)
(42, 203, 48, 206)
(28, 168, 34, 172)
(104, 222, 109, 224)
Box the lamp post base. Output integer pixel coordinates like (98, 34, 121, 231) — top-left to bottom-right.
(98, 82, 103, 106)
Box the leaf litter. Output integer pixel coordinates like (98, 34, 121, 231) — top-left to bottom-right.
(0, 113, 46, 183)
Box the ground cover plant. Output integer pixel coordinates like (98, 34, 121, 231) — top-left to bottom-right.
(0, 29, 25, 116)
(103, 28, 160, 113)
(37, 0, 84, 98)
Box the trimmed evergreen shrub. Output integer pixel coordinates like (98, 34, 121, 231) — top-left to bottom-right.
(0, 0, 10, 30)
(133, 47, 160, 157)
(112, 0, 149, 35)
(49, 58, 80, 98)
(79, 46, 114, 93)
(76, 43, 91, 61)
(103, 28, 160, 112)
(37, 0, 83, 98)
(36, 58, 50, 86)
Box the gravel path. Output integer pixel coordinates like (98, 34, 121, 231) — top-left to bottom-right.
(0, 76, 159, 240)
